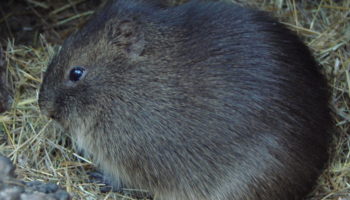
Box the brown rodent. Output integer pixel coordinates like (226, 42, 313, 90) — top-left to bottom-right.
(38, 0, 332, 199)
(0, 47, 12, 113)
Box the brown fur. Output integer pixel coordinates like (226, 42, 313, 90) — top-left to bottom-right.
(39, 1, 332, 199)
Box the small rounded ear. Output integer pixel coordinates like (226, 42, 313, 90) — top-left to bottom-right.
(107, 20, 145, 59)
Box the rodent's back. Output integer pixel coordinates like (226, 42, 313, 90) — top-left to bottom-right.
(101, 3, 331, 198)
(39, 1, 332, 199)
(143, 6, 330, 198)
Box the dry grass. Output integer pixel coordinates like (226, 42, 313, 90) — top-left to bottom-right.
(0, 0, 349, 199)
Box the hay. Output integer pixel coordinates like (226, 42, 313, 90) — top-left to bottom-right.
(0, 0, 349, 199)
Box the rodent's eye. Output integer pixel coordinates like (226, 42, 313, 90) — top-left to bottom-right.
(69, 66, 86, 82)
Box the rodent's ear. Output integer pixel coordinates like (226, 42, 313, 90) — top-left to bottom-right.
(106, 20, 145, 59)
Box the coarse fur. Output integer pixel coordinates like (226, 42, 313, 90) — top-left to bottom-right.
(39, 0, 332, 199)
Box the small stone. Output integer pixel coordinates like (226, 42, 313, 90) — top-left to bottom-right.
(24, 181, 40, 193)
(50, 190, 71, 200)
(26, 181, 59, 193)
(0, 180, 25, 190)
(25, 181, 42, 187)
(42, 183, 59, 193)
(0, 155, 15, 179)
(20, 192, 55, 200)
(0, 155, 70, 200)
(0, 186, 23, 200)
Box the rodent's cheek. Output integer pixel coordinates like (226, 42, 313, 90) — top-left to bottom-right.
(54, 97, 82, 127)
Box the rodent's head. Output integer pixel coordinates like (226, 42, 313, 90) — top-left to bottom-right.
(38, 0, 160, 130)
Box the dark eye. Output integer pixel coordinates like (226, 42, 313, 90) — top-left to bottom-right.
(69, 66, 85, 82)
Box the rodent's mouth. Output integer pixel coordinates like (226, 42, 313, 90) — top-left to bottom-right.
(57, 119, 70, 131)
(49, 119, 66, 131)
(46, 115, 69, 131)
(38, 105, 69, 130)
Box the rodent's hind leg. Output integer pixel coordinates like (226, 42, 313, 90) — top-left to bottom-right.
(87, 170, 124, 193)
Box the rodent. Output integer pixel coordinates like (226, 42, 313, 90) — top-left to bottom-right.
(0, 47, 12, 113)
(38, 0, 332, 199)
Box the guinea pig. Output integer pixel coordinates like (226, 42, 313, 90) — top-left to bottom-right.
(0, 47, 12, 113)
(38, 0, 332, 199)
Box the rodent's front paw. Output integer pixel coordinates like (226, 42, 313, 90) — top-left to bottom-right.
(87, 170, 124, 193)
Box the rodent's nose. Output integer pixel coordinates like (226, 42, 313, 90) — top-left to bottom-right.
(39, 104, 57, 119)
(40, 108, 56, 119)
(38, 97, 57, 119)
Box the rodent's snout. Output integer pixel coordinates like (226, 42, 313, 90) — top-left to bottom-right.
(38, 102, 50, 118)
(40, 107, 56, 119)
(38, 98, 56, 119)
(38, 88, 57, 120)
